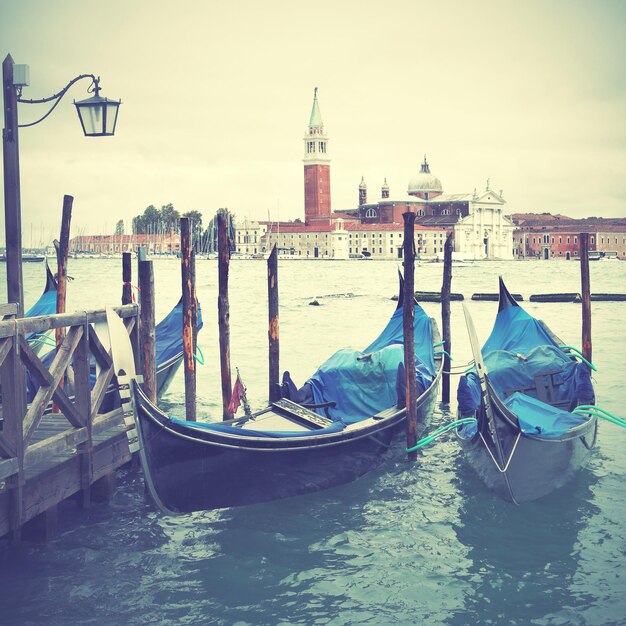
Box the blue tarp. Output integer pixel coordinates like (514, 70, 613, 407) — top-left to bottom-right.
(503, 392, 587, 438)
(25, 289, 57, 319)
(482, 304, 556, 354)
(25, 289, 57, 344)
(155, 299, 204, 365)
(307, 303, 435, 423)
(172, 301, 436, 437)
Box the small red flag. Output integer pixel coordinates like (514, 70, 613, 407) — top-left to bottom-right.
(228, 374, 244, 414)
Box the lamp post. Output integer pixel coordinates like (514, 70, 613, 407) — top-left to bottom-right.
(2, 53, 121, 314)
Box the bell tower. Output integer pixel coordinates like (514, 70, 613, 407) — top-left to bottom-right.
(303, 88, 331, 224)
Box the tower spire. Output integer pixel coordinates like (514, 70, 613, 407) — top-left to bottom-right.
(303, 88, 331, 223)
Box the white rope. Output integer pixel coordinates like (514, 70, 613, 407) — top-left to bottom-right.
(479, 431, 522, 473)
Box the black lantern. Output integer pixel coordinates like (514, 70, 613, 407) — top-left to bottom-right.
(74, 89, 121, 137)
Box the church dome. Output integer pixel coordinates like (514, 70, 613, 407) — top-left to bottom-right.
(408, 156, 442, 198)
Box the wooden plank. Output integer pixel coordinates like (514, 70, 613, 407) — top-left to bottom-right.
(24, 426, 88, 467)
(0, 336, 13, 367)
(22, 326, 84, 442)
(88, 324, 112, 369)
(0, 304, 138, 340)
(0, 303, 18, 318)
(138, 260, 157, 403)
(92, 407, 125, 435)
(0, 457, 18, 481)
(0, 433, 17, 458)
(441, 231, 453, 403)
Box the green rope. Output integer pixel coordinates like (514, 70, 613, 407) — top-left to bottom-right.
(573, 405, 626, 428)
(28, 335, 56, 347)
(434, 349, 453, 361)
(406, 417, 477, 453)
(560, 346, 598, 372)
(193, 345, 205, 365)
(432, 341, 445, 348)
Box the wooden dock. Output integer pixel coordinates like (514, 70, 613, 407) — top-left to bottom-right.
(0, 303, 139, 541)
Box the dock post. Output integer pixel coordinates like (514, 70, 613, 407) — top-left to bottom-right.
(217, 209, 233, 420)
(122, 252, 133, 305)
(3, 54, 25, 316)
(579, 233, 592, 363)
(268, 244, 280, 402)
(0, 309, 26, 542)
(441, 231, 454, 403)
(138, 260, 157, 404)
(403, 212, 418, 462)
(53, 194, 73, 413)
(181, 217, 197, 421)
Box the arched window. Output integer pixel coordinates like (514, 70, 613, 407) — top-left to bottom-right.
(456, 208, 462, 215)
(441, 209, 450, 216)
(417, 209, 425, 217)
(365, 208, 377, 218)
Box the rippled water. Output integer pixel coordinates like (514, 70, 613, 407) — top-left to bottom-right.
(1, 258, 625, 625)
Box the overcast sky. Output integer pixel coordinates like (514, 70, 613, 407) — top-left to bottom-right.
(1, 0, 625, 243)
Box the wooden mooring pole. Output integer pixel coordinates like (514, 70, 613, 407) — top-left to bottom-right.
(138, 260, 157, 404)
(268, 244, 280, 402)
(3, 54, 24, 315)
(53, 194, 73, 413)
(441, 231, 454, 403)
(181, 217, 197, 421)
(403, 212, 418, 462)
(122, 252, 133, 305)
(579, 233, 592, 363)
(217, 209, 233, 420)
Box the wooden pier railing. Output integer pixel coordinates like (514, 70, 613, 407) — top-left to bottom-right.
(0, 303, 139, 541)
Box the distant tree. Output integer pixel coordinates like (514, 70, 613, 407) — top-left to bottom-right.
(115, 219, 125, 236)
(159, 203, 180, 234)
(294, 218, 302, 223)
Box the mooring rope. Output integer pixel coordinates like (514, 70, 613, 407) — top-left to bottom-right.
(406, 417, 477, 453)
(573, 405, 626, 428)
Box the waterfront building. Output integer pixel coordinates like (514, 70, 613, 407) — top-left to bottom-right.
(70, 233, 181, 256)
(511, 214, 626, 260)
(236, 89, 514, 260)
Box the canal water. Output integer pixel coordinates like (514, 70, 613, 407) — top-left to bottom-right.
(1, 258, 625, 625)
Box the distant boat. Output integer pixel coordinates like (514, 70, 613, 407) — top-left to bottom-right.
(0, 255, 45, 262)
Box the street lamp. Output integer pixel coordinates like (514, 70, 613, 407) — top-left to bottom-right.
(2, 53, 121, 314)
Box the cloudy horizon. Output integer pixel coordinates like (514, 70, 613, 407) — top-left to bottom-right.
(1, 0, 625, 243)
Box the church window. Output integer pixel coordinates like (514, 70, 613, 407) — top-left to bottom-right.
(319, 142, 325, 153)
(365, 208, 377, 218)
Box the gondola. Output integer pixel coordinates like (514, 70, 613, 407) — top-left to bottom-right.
(154, 298, 204, 397)
(25, 263, 58, 354)
(108, 275, 442, 514)
(456, 277, 597, 503)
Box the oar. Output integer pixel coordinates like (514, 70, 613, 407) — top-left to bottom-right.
(461, 303, 508, 471)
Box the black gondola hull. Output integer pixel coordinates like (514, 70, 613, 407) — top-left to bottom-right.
(133, 374, 440, 514)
